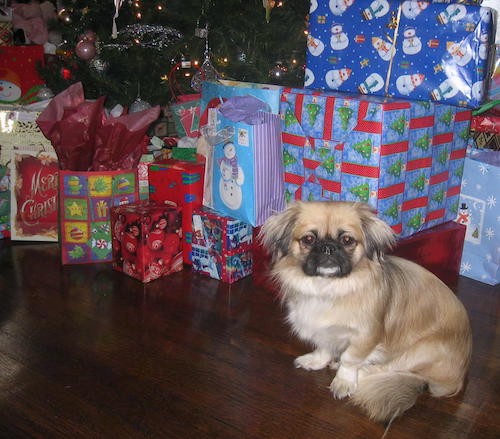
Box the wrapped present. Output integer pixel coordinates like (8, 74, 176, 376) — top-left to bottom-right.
(305, 0, 496, 108)
(138, 153, 155, 200)
(59, 169, 139, 264)
(200, 80, 283, 127)
(281, 87, 471, 237)
(10, 149, 58, 241)
(456, 149, 500, 285)
(208, 96, 285, 227)
(191, 207, 253, 283)
(111, 200, 183, 283)
(0, 107, 55, 166)
(0, 45, 45, 105)
(148, 157, 205, 264)
(468, 106, 500, 150)
(0, 21, 13, 46)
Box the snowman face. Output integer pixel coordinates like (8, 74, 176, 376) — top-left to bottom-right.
(0, 80, 22, 102)
(404, 28, 416, 38)
(331, 24, 343, 35)
(224, 142, 236, 159)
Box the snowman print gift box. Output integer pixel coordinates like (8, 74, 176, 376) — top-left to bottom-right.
(305, 0, 496, 108)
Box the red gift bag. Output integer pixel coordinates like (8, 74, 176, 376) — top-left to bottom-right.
(0, 45, 45, 105)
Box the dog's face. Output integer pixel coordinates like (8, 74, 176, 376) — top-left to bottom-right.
(259, 201, 396, 279)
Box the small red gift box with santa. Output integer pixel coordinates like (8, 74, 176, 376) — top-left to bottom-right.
(111, 200, 183, 283)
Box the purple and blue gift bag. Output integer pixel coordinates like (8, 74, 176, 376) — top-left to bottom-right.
(305, 0, 496, 108)
(208, 96, 285, 227)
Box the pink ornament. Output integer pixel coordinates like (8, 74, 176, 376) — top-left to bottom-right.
(75, 40, 96, 60)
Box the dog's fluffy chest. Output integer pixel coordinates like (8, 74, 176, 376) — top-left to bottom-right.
(286, 296, 354, 344)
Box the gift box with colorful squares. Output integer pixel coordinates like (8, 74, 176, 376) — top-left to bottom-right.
(305, 0, 496, 108)
(191, 207, 253, 283)
(111, 200, 183, 283)
(59, 170, 138, 264)
(148, 157, 205, 264)
(281, 87, 470, 237)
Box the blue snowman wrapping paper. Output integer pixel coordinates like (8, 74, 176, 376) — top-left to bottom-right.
(456, 149, 500, 285)
(305, 0, 496, 108)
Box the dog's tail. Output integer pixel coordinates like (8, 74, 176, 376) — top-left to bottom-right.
(351, 371, 426, 423)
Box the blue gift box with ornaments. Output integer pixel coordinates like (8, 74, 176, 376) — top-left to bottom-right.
(305, 0, 496, 108)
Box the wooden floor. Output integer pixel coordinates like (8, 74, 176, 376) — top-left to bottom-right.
(0, 240, 498, 439)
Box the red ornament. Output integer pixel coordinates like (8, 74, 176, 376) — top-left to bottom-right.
(355, 35, 365, 44)
(75, 40, 96, 60)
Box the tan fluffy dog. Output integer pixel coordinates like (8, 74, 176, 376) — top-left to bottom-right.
(259, 201, 472, 422)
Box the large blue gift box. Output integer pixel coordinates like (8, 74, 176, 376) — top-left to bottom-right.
(305, 0, 496, 108)
(281, 87, 471, 237)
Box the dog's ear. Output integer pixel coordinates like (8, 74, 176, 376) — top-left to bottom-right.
(356, 203, 396, 261)
(258, 203, 300, 263)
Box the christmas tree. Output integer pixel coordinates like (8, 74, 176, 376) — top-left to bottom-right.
(39, 0, 309, 108)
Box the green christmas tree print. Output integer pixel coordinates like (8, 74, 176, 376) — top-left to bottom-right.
(431, 189, 445, 204)
(338, 106, 354, 131)
(384, 199, 400, 219)
(284, 108, 296, 127)
(407, 212, 423, 230)
(415, 134, 431, 151)
(353, 139, 373, 160)
(306, 103, 321, 125)
(417, 101, 431, 110)
(411, 174, 426, 192)
(450, 200, 459, 215)
(459, 127, 469, 141)
(390, 116, 407, 135)
(283, 150, 297, 167)
(439, 109, 453, 126)
(285, 189, 293, 204)
(438, 150, 448, 165)
(318, 147, 330, 159)
(454, 165, 464, 178)
(307, 192, 315, 201)
(320, 157, 336, 174)
(472, 227, 479, 239)
(350, 183, 370, 202)
(388, 160, 403, 177)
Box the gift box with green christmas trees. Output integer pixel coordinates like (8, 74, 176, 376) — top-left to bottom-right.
(280, 87, 470, 237)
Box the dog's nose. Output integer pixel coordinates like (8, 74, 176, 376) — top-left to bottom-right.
(321, 242, 339, 255)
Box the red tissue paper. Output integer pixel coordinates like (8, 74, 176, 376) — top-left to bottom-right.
(36, 82, 160, 171)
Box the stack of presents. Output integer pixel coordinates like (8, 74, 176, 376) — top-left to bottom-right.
(1, 0, 499, 286)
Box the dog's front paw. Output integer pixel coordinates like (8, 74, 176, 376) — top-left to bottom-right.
(329, 365, 357, 399)
(294, 350, 332, 370)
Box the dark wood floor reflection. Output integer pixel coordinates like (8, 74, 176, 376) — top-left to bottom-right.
(0, 240, 498, 438)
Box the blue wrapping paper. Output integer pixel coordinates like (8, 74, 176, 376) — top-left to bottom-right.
(305, 0, 496, 108)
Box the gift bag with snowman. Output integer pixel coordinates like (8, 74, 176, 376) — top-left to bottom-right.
(208, 95, 285, 227)
(456, 149, 500, 285)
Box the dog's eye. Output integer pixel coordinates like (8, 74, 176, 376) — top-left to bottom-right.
(300, 234, 316, 247)
(340, 235, 355, 246)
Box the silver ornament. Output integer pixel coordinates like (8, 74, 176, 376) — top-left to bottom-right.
(89, 57, 109, 74)
(37, 87, 54, 100)
(130, 98, 152, 113)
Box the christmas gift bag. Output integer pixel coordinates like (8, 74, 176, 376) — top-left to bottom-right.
(59, 169, 139, 264)
(200, 80, 283, 127)
(305, 0, 496, 108)
(170, 94, 201, 138)
(191, 206, 253, 283)
(148, 157, 205, 264)
(10, 149, 59, 241)
(209, 96, 285, 227)
(280, 87, 470, 237)
(456, 149, 500, 285)
(0, 45, 46, 105)
(111, 200, 183, 283)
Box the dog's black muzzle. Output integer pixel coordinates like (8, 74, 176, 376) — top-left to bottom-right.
(302, 238, 352, 277)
